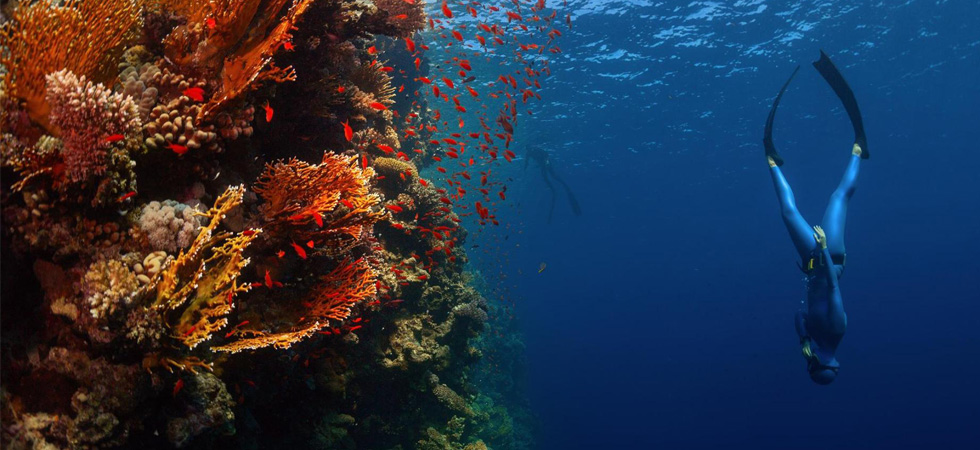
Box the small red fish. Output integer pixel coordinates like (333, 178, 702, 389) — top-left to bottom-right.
(182, 87, 204, 102)
(263, 103, 273, 122)
(369, 102, 387, 111)
(167, 143, 189, 155)
(367, 45, 377, 55)
(306, 240, 315, 248)
(174, 379, 184, 397)
(343, 120, 353, 141)
(205, 17, 216, 30)
(117, 191, 136, 202)
(338, 86, 346, 93)
(386, 204, 404, 213)
(265, 270, 274, 288)
(283, 41, 294, 51)
(405, 37, 416, 53)
(105, 133, 125, 143)
(291, 242, 307, 259)
(441, 1, 453, 18)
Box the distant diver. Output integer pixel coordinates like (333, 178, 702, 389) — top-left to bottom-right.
(764, 50, 869, 385)
(525, 145, 582, 223)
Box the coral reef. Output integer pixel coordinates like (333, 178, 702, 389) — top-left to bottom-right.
(1, 0, 557, 448)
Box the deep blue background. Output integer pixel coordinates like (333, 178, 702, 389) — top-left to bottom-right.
(472, 1, 980, 448)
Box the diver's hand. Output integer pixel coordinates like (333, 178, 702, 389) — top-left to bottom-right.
(813, 226, 827, 249)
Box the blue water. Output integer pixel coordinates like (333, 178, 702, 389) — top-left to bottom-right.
(479, 1, 980, 448)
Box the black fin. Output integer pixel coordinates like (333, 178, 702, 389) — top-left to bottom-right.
(813, 50, 868, 159)
(763, 66, 800, 167)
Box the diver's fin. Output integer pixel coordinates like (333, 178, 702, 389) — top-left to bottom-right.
(813, 50, 868, 159)
(763, 65, 800, 167)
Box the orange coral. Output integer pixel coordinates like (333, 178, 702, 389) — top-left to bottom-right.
(140, 185, 261, 348)
(161, 0, 315, 120)
(0, 0, 142, 130)
(213, 258, 377, 353)
(254, 153, 383, 255)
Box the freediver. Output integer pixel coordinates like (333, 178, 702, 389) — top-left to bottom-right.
(525, 145, 582, 223)
(764, 51, 869, 385)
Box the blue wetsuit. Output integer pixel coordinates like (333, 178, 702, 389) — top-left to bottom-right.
(770, 151, 861, 384)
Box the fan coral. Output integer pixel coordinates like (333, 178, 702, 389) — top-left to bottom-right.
(137, 200, 203, 253)
(254, 153, 383, 254)
(139, 185, 260, 349)
(45, 69, 141, 183)
(0, 0, 142, 129)
(212, 258, 378, 353)
(162, 0, 316, 119)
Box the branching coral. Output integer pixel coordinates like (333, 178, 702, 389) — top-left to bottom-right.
(254, 153, 383, 255)
(82, 258, 140, 319)
(138, 185, 260, 349)
(119, 60, 221, 152)
(350, 60, 396, 107)
(212, 258, 378, 353)
(45, 69, 142, 183)
(0, 0, 142, 129)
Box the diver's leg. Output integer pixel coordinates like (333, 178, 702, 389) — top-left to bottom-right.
(547, 166, 582, 215)
(820, 146, 862, 257)
(769, 157, 816, 261)
(540, 167, 556, 223)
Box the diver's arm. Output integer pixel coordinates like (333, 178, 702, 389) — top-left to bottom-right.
(795, 311, 807, 340)
(813, 226, 838, 289)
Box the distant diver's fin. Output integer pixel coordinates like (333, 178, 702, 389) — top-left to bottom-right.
(813, 50, 868, 159)
(553, 176, 582, 216)
(763, 65, 800, 167)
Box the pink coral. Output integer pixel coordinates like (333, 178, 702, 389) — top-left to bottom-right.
(45, 69, 140, 182)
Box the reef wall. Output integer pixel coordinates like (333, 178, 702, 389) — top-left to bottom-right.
(0, 0, 563, 448)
